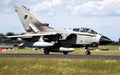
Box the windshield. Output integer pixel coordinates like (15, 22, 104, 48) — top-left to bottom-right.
(73, 28, 98, 34)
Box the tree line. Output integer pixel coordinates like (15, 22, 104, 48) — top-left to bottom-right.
(0, 32, 22, 45)
(0, 32, 15, 44)
(110, 38, 120, 45)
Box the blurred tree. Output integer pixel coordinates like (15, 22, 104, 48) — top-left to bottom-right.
(119, 38, 120, 42)
(5, 32, 15, 44)
(0, 33, 5, 44)
(6, 32, 15, 36)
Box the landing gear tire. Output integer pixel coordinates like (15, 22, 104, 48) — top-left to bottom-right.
(63, 52, 68, 55)
(85, 46, 91, 55)
(85, 50, 91, 55)
(44, 50, 49, 54)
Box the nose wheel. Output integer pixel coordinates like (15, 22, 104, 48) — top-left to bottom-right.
(85, 47, 91, 55)
(85, 50, 91, 55)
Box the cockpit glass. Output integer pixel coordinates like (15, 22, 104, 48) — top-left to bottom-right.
(73, 28, 98, 34)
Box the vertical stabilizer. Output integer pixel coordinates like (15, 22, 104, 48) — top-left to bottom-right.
(15, 5, 52, 33)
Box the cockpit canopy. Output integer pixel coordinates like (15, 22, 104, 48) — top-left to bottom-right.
(72, 28, 98, 34)
(22, 6, 30, 11)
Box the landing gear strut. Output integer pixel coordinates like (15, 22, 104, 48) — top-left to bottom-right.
(44, 49, 50, 54)
(63, 52, 68, 55)
(85, 47, 91, 55)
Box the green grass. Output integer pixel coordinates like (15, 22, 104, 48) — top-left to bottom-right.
(4, 45, 120, 55)
(0, 45, 120, 75)
(0, 58, 120, 75)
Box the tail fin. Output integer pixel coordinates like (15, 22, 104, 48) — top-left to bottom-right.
(15, 5, 52, 33)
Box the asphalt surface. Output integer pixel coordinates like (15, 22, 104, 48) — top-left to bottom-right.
(0, 54, 120, 60)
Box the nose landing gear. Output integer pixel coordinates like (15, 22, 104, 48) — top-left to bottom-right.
(85, 47, 91, 55)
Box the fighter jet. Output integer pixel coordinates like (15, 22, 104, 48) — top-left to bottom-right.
(7, 5, 113, 55)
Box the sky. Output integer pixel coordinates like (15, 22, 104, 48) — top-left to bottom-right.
(0, 0, 120, 41)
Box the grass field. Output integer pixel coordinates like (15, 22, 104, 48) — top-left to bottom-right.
(4, 45, 120, 55)
(0, 58, 120, 75)
(0, 45, 120, 75)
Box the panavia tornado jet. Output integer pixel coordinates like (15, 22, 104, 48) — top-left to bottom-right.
(7, 5, 113, 55)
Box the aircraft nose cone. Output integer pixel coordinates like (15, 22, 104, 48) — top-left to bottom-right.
(100, 36, 113, 45)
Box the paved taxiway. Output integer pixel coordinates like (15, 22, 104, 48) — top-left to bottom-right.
(0, 54, 120, 60)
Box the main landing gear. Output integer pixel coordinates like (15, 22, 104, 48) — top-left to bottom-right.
(85, 47, 91, 55)
(63, 52, 68, 55)
(44, 49, 49, 54)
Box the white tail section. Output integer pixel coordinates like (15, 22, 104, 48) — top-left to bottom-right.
(15, 5, 52, 33)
